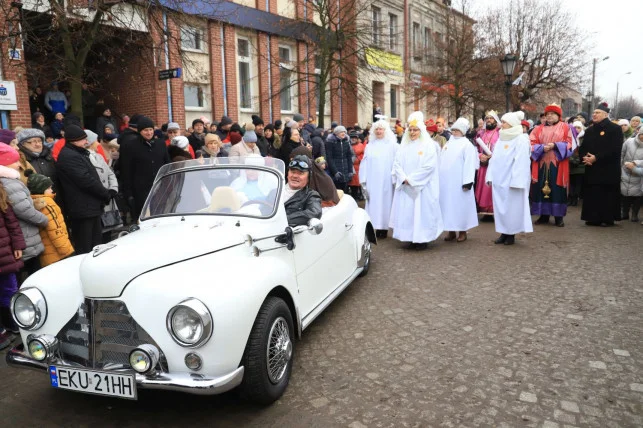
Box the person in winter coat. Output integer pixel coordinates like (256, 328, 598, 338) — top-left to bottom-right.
(32, 112, 53, 139)
(44, 83, 69, 117)
(0, 130, 36, 185)
(86, 130, 120, 241)
(348, 131, 365, 200)
(568, 121, 585, 206)
(188, 118, 207, 152)
(215, 116, 233, 143)
(264, 124, 281, 158)
(95, 107, 117, 140)
(26, 171, 74, 267)
(56, 125, 112, 254)
(279, 127, 305, 165)
(283, 155, 322, 226)
(202, 133, 228, 159)
(119, 116, 170, 221)
(290, 146, 340, 207)
(50, 112, 65, 139)
(620, 127, 643, 221)
(325, 125, 354, 192)
(0, 181, 26, 339)
(16, 128, 57, 192)
(0, 144, 48, 277)
(229, 124, 261, 163)
(310, 128, 327, 160)
(251, 115, 269, 157)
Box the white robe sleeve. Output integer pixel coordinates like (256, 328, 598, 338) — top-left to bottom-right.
(406, 143, 437, 189)
(462, 143, 477, 186)
(510, 135, 532, 189)
(392, 146, 407, 189)
(359, 145, 369, 185)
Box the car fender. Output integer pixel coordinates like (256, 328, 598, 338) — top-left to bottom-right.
(121, 244, 299, 377)
(16, 255, 86, 345)
(351, 208, 376, 261)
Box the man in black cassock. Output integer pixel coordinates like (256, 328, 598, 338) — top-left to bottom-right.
(579, 103, 623, 226)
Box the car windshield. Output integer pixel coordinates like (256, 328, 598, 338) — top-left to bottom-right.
(141, 158, 285, 220)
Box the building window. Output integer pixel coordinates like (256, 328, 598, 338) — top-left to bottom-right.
(181, 26, 204, 51)
(424, 28, 432, 53)
(390, 85, 399, 119)
(412, 22, 421, 57)
(184, 84, 205, 108)
(279, 45, 295, 113)
(388, 14, 398, 51)
(238, 38, 252, 109)
(372, 7, 381, 47)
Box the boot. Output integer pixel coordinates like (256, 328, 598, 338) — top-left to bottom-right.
(504, 235, 515, 245)
(494, 234, 507, 244)
(535, 215, 550, 225)
(555, 216, 565, 227)
(631, 199, 641, 222)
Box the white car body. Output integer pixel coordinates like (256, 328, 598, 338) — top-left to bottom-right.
(7, 158, 375, 403)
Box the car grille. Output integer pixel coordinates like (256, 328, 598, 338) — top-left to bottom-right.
(56, 299, 163, 370)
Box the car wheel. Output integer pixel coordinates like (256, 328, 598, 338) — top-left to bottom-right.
(239, 297, 294, 404)
(358, 232, 371, 277)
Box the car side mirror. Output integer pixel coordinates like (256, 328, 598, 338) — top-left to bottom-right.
(307, 218, 323, 235)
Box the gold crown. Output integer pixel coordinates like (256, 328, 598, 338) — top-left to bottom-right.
(485, 110, 498, 117)
(409, 119, 419, 127)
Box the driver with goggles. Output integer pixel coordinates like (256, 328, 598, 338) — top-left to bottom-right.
(284, 155, 322, 226)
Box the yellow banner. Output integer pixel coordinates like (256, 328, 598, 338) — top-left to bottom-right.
(365, 48, 403, 73)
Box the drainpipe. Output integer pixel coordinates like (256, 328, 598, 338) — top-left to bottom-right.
(337, 0, 342, 123)
(220, 26, 228, 116)
(266, 0, 273, 122)
(163, 12, 173, 122)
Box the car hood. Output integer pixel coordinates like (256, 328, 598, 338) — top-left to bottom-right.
(79, 220, 246, 298)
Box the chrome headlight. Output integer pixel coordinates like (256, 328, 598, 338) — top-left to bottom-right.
(166, 298, 212, 347)
(11, 288, 47, 330)
(129, 344, 160, 373)
(27, 335, 58, 361)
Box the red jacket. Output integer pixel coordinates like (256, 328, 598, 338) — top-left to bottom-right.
(349, 142, 365, 186)
(0, 204, 26, 273)
(53, 138, 108, 163)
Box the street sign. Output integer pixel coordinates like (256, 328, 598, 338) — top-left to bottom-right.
(0, 81, 18, 110)
(158, 68, 182, 80)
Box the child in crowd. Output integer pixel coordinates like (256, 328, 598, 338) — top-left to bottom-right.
(26, 171, 74, 267)
(315, 156, 330, 176)
(0, 181, 26, 343)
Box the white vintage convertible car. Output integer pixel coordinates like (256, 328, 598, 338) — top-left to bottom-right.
(7, 158, 375, 404)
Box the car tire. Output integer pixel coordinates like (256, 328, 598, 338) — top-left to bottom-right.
(358, 231, 371, 277)
(238, 297, 295, 404)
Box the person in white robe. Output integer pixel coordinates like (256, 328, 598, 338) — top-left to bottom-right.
(485, 111, 533, 245)
(389, 111, 443, 250)
(359, 118, 398, 238)
(439, 117, 479, 242)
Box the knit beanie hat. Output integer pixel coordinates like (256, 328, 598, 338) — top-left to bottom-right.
(64, 125, 88, 142)
(167, 122, 180, 131)
(450, 117, 470, 135)
(192, 118, 204, 128)
(17, 128, 46, 146)
(25, 170, 53, 195)
(0, 129, 16, 144)
(171, 136, 189, 149)
(251, 114, 264, 126)
(63, 114, 82, 128)
(219, 116, 233, 127)
(544, 104, 563, 118)
(274, 120, 283, 129)
(137, 116, 155, 132)
(86, 129, 98, 144)
(243, 123, 258, 143)
(129, 114, 141, 129)
(333, 125, 347, 135)
(0, 143, 20, 166)
(205, 133, 220, 145)
(618, 119, 629, 127)
(287, 120, 299, 130)
(229, 131, 242, 145)
(293, 113, 304, 122)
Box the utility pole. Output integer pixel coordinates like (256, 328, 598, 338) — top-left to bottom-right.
(614, 71, 632, 118)
(589, 56, 609, 116)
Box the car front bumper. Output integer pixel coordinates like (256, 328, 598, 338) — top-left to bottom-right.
(6, 344, 244, 396)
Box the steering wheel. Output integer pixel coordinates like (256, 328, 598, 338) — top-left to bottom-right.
(241, 199, 274, 215)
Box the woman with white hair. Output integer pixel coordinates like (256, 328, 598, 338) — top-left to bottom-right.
(439, 117, 479, 242)
(359, 117, 398, 238)
(486, 111, 533, 245)
(389, 111, 443, 250)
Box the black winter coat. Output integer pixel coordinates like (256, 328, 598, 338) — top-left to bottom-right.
(119, 136, 170, 212)
(579, 118, 623, 185)
(310, 129, 326, 160)
(325, 134, 353, 180)
(56, 143, 111, 219)
(20, 145, 57, 191)
(188, 132, 206, 153)
(0, 205, 26, 273)
(284, 187, 322, 226)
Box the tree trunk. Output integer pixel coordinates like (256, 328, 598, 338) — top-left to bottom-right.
(318, 74, 328, 129)
(70, 77, 84, 123)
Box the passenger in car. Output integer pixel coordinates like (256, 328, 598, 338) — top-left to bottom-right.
(284, 155, 322, 226)
(290, 147, 340, 207)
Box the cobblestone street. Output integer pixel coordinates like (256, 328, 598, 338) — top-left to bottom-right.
(1, 206, 642, 427)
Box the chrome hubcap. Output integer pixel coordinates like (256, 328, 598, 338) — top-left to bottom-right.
(266, 317, 291, 384)
(363, 238, 371, 267)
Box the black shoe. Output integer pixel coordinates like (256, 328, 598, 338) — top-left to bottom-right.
(415, 243, 428, 251)
(480, 215, 494, 222)
(504, 235, 515, 245)
(555, 217, 565, 227)
(494, 234, 507, 244)
(405, 243, 417, 250)
(585, 221, 601, 226)
(601, 221, 615, 227)
(535, 215, 550, 225)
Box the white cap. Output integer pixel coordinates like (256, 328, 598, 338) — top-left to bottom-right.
(171, 135, 189, 149)
(618, 119, 629, 126)
(501, 111, 524, 128)
(451, 117, 470, 135)
(86, 129, 98, 144)
(167, 122, 180, 131)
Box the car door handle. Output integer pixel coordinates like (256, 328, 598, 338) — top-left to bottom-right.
(345, 223, 353, 230)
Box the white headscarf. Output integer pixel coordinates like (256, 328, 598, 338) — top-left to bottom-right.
(401, 111, 432, 145)
(368, 117, 397, 145)
(450, 117, 470, 136)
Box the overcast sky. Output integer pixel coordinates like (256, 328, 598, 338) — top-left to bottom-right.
(469, 0, 643, 109)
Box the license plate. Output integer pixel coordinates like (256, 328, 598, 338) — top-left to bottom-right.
(49, 366, 137, 400)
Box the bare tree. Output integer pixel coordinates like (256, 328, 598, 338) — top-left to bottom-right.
(252, 0, 401, 128)
(0, 0, 224, 122)
(476, 0, 591, 110)
(615, 96, 643, 120)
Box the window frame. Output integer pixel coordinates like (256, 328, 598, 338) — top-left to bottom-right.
(412, 22, 421, 58)
(237, 37, 253, 110)
(388, 13, 398, 52)
(279, 44, 296, 114)
(184, 84, 208, 110)
(390, 85, 399, 119)
(372, 6, 382, 47)
(181, 26, 205, 53)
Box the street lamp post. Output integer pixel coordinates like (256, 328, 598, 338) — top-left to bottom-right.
(589, 56, 609, 115)
(614, 71, 632, 118)
(500, 54, 517, 113)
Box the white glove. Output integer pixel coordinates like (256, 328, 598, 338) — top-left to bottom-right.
(361, 184, 369, 201)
